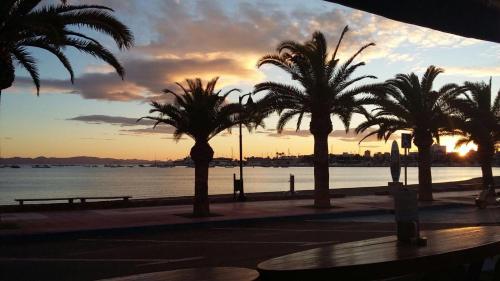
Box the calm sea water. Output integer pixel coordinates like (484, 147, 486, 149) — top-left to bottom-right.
(0, 166, 497, 205)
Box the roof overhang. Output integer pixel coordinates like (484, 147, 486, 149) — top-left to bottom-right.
(325, 0, 500, 44)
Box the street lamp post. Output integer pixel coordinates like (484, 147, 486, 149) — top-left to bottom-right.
(237, 93, 253, 201)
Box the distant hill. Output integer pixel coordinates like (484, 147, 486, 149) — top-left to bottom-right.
(0, 156, 155, 165)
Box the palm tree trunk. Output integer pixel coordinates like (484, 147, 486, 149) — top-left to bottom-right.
(310, 112, 332, 208)
(478, 143, 494, 189)
(190, 141, 214, 217)
(313, 133, 331, 208)
(417, 144, 433, 201)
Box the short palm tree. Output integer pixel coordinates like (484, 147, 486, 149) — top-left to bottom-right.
(254, 27, 380, 208)
(444, 79, 499, 189)
(0, 0, 134, 99)
(356, 66, 460, 201)
(140, 77, 249, 217)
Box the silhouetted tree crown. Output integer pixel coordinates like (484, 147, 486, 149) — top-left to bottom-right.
(0, 0, 134, 94)
(444, 79, 499, 147)
(139, 77, 252, 143)
(356, 66, 460, 144)
(254, 27, 380, 133)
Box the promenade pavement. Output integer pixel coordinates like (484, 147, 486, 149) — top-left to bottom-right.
(0, 189, 493, 239)
(0, 190, 499, 281)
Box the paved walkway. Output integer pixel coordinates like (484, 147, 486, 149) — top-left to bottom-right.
(0, 190, 493, 238)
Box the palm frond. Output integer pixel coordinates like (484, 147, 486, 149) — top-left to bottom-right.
(420, 65, 443, 94)
(57, 7, 133, 49)
(21, 38, 74, 83)
(276, 110, 301, 133)
(332, 25, 348, 61)
(0, 0, 134, 93)
(11, 46, 40, 94)
(454, 137, 472, 149)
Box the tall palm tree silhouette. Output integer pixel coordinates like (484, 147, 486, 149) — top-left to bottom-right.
(445, 79, 499, 189)
(254, 27, 380, 208)
(140, 77, 253, 217)
(0, 0, 134, 101)
(356, 66, 460, 201)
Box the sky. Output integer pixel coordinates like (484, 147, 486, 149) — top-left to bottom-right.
(1, 0, 497, 160)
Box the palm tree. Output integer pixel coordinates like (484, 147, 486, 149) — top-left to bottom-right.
(140, 77, 249, 217)
(356, 66, 460, 201)
(0, 0, 134, 100)
(253, 27, 380, 208)
(444, 78, 499, 189)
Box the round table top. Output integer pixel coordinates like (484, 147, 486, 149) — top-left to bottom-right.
(258, 226, 500, 280)
(99, 267, 259, 281)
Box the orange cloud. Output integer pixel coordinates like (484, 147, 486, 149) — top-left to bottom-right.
(7, 0, 483, 102)
(257, 128, 397, 142)
(9, 56, 256, 102)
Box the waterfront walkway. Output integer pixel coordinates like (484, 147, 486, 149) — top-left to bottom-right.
(0, 190, 499, 281)
(0, 189, 496, 239)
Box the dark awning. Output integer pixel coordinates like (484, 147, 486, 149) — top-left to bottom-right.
(325, 0, 500, 44)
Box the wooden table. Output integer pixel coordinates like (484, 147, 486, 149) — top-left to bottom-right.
(258, 226, 500, 280)
(98, 267, 259, 281)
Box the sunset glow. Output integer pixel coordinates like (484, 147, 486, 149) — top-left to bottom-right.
(441, 137, 478, 157)
(0, 2, 499, 279)
(1, 0, 499, 160)
(457, 143, 478, 156)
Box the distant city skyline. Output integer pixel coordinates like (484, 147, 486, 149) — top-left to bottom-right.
(0, 0, 495, 160)
(0, 142, 483, 163)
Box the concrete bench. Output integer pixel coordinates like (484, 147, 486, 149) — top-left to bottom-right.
(15, 198, 76, 205)
(15, 196, 131, 205)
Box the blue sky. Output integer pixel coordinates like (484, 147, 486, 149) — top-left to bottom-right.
(1, 0, 498, 159)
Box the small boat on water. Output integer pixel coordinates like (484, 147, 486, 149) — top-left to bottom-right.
(104, 164, 124, 168)
(32, 164, 51, 168)
(10, 165, 21, 168)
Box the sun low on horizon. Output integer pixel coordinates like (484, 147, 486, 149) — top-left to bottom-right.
(0, 0, 499, 161)
(441, 138, 478, 157)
